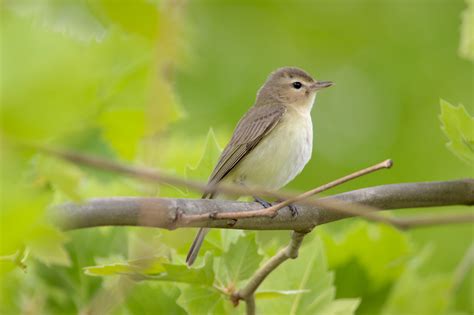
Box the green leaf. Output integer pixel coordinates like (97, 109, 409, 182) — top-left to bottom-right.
(255, 289, 310, 300)
(85, 252, 215, 286)
(185, 128, 222, 182)
(89, 0, 160, 40)
(381, 246, 453, 315)
(439, 100, 474, 165)
(84, 257, 167, 277)
(99, 107, 145, 160)
(219, 232, 264, 285)
(257, 236, 360, 315)
(320, 222, 413, 289)
(460, 0, 474, 61)
(34, 154, 84, 201)
(120, 283, 187, 315)
(146, 252, 215, 286)
(5, 0, 107, 42)
(26, 224, 71, 267)
(176, 286, 232, 315)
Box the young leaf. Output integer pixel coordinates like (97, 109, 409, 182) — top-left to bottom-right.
(99, 107, 145, 160)
(5, 0, 107, 42)
(219, 232, 264, 285)
(84, 257, 167, 277)
(85, 252, 215, 286)
(177, 286, 237, 315)
(34, 155, 84, 201)
(255, 289, 310, 300)
(257, 236, 360, 315)
(439, 100, 474, 165)
(185, 128, 222, 183)
(460, 0, 474, 61)
(120, 283, 187, 315)
(320, 222, 412, 289)
(381, 246, 453, 315)
(26, 224, 70, 267)
(145, 253, 215, 286)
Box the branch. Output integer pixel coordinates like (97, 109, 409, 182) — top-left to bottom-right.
(188, 159, 392, 220)
(231, 231, 307, 313)
(51, 179, 474, 231)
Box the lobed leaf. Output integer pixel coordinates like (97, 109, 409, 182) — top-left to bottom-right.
(439, 100, 474, 165)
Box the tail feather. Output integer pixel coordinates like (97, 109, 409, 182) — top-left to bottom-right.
(186, 227, 210, 266)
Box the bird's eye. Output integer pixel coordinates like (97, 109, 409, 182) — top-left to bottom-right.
(292, 82, 302, 89)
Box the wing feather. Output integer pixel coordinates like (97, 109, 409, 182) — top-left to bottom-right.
(203, 104, 286, 198)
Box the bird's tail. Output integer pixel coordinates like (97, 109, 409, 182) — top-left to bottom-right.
(186, 227, 210, 266)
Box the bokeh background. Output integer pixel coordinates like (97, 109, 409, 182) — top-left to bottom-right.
(1, 0, 473, 314)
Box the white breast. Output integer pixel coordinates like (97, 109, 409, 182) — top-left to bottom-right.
(227, 108, 313, 190)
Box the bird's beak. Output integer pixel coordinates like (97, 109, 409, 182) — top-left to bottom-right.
(310, 81, 333, 91)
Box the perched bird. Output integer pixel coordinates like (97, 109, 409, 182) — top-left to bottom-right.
(186, 67, 333, 266)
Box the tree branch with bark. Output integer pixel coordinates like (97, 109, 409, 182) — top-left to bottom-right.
(40, 147, 474, 315)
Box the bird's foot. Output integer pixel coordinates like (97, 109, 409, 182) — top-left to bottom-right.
(288, 204, 298, 217)
(276, 199, 299, 217)
(254, 196, 272, 208)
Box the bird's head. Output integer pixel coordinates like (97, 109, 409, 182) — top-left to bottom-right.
(256, 67, 333, 111)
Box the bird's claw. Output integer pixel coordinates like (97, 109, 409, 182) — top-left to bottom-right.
(288, 204, 298, 217)
(254, 196, 272, 208)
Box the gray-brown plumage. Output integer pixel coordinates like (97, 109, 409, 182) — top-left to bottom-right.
(186, 67, 332, 266)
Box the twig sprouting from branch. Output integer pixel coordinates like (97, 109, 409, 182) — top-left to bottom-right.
(51, 179, 474, 231)
(39, 146, 401, 225)
(261, 159, 392, 216)
(184, 159, 392, 221)
(231, 231, 308, 314)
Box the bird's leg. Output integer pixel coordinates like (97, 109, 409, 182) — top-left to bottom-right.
(276, 199, 299, 217)
(253, 196, 272, 208)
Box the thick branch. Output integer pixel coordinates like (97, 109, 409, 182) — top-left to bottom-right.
(52, 179, 474, 231)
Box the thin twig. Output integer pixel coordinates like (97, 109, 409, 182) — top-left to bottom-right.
(51, 179, 474, 231)
(391, 212, 474, 230)
(262, 159, 393, 216)
(39, 146, 398, 226)
(231, 231, 307, 314)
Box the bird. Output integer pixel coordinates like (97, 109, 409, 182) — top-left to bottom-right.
(186, 67, 333, 266)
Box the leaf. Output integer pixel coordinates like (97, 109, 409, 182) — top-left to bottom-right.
(219, 232, 264, 285)
(26, 224, 71, 267)
(85, 252, 215, 286)
(34, 154, 84, 201)
(381, 246, 453, 315)
(460, 0, 474, 61)
(176, 286, 233, 315)
(5, 0, 107, 42)
(120, 283, 187, 315)
(84, 257, 167, 277)
(89, 0, 160, 40)
(99, 107, 145, 160)
(185, 128, 222, 182)
(439, 100, 474, 165)
(320, 222, 413, 289)
(257, 236, 360, 315)
(146, 253, 215, 286)
(255, 289, 310, 300)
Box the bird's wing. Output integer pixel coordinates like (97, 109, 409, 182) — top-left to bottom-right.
(203, 104, 287, 198)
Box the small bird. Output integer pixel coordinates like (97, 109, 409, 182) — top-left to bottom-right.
(186, 67, 333, 266)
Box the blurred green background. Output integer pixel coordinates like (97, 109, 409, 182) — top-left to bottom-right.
(1, 0, 473, 314)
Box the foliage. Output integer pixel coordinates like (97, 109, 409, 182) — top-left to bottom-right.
(1, 0, 473, 314)
(460, 0, 474, 61)
(439, 100, 474, 165)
